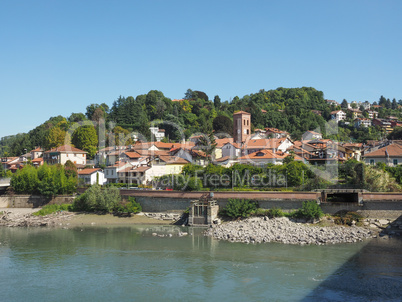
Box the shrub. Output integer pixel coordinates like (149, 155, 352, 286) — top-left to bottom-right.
(268, 207, 286, 218)
(222, 199, 257, 219)
(115, 197, 142, 214)
(33, 204, 73, 216)
(72, 185, 121, 213)
(294, 200, 323, 220)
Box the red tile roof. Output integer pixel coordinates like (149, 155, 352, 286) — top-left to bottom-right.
(363, 144, 402, 158)
(124, 151, 142, 159)
(239, 149, 287, 160)
(243, 138, 289, 150)
(78, 168, 101, 175)
(46, 145, 87, 153)
(158, 156, 189, 164)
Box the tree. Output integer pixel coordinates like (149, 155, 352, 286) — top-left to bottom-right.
(71, 126, 98, 159)
(214, 95, 221, 108)
(350, 102, 357, 109)
(45, 127, 66, 150)
(64, 160, 78, 178)
(111, 126, 133, 146)
(68, 113, 87, 123)
(341, 99, 348, 109)
(213, 114, 232, 135)
(388, 127, 402, 140)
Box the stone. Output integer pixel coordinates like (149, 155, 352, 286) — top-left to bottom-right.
(378, 219, 389, 226)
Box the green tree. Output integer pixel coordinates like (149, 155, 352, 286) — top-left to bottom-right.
(71, 125, 98, 159)
(45, 127, 67, 150)
(214, 95, 221, 109)
(212, 114, 232, 135)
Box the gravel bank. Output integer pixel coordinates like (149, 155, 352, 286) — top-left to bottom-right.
(205, 217, 375, 245)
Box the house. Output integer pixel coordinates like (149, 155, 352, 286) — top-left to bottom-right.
(149, 127, 165, 142)
(302, 131, 322, 141)
(104, 161, 132, 183)
(215, 137, 235, 159)
(170, 147, 209, 166)
(348, 108, 362, 119)
(221, 141, 242, 159)
(238, 149, 287, 166)
(330, 110, 346, 122)
(366, 110, 378, 119)
(44, 145, 87, 166)
(30, 147, 43, 159)
(78, 168, 106, 185)
(372, 119, 393, 134)
(214, 156, 238, 168)
(355, 118, 372, 128)
(362, 143, 402, 166)
(32, 158, 44, 167)
(117, 165, 151, 185)
(342, 143, 363, 161)
(250, 129, 267, 140)
(304, 139, 346, 164)
(242, 138, 293, 155)
(326, 99, 340, 106)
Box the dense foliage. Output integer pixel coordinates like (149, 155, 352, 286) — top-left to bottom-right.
(221, 199, 258, 219)
(3, 87, 400, 157)
(10, 164, 77, 197)
(72, 184, 121, 213)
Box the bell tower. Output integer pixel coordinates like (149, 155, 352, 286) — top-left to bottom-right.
(233, 111, 251, 144)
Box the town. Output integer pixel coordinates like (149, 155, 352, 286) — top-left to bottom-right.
(1, 94, 402, 189)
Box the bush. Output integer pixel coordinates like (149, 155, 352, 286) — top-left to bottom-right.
(72, 185, 121, 213)
(222, 199, 257, 219)
(115, 197, 142, 214)
(33, 204, 73, 216)
(268, 207, 286, 218)
(294, 200, 323, 220)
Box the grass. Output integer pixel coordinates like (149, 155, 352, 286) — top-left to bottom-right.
(33, 204, 73, 216)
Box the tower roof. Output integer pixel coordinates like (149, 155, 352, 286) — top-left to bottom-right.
(233, 110, 251, 116)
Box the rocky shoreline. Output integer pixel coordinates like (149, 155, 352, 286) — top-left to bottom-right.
(205, 217, 378, 245)
(0, 210, 75, 227)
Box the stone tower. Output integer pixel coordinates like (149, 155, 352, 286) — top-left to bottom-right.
(233, 111, 251, 144)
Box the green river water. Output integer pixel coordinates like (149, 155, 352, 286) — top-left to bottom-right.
(0, 225, 401, 301)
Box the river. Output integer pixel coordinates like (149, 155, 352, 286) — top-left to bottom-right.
(0, 225, 400, 301)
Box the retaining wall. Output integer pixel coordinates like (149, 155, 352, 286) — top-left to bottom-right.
(0, 195, 75, 208)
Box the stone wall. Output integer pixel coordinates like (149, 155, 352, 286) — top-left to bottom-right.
(0, 195, 75, 208)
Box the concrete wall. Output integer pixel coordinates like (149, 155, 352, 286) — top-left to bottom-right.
(0, 195, 74, 208)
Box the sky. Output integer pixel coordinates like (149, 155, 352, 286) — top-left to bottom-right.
(1, 0, 401, 138)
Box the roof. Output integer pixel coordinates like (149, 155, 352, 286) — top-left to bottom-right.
(265, 127, 288, 134)
(30, 147, 43, 152)
(172, 99, 184, 102)
(215, 138, 234, 148)
(331, 110, 345, 114)
(239, 149, 287, 160)
(363, 144, 402, 158)
(233, 110, 251, 115)
(158, 156, 189, 165)
(32, 158, 44, 163)
(124, 151, 141, 159)
(46, 145, 87, 154)
(132, 166, 151, 172)
(214, 156, 230, 163)
(78, 168, 101, 175)
(243, 138, 289, 150)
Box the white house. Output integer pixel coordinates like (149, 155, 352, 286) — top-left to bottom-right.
(149, 127, 165, 142)
(221, 142, 242, 159)
(44, 145, 87, 166)
(331, 110, 346, 123)
(355, 118, 372, 128)
(78, 168, 106, 185)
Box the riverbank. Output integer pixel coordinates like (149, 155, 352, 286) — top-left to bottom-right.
(0, 209, 173, 227)
(205, 216, 378, 245)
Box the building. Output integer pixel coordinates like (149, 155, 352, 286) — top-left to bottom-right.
(43, 145, 87, 166)
(78, 168, 106, 185)
(355, 118, 372, 128)
(330, 110, 346, 122)
(242, 138, 293, 156)
(366, 110, 378, 119)
(149, 127, 165, 142)
(238, 149, 288, 166)
(362, 143, 402, 166)
(348, 108, 362, 119)
(233, 111, 251, 144)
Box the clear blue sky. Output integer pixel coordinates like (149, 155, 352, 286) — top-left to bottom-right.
(1, 0, 401, 138)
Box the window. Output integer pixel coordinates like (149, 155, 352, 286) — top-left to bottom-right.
(370, 159, 375, 165)
(393, 159, 398, 166)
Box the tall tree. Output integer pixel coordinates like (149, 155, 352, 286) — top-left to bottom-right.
(71, 125, 98, 159)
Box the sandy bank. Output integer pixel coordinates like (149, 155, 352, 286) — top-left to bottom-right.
(0, 209, 174, 227)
